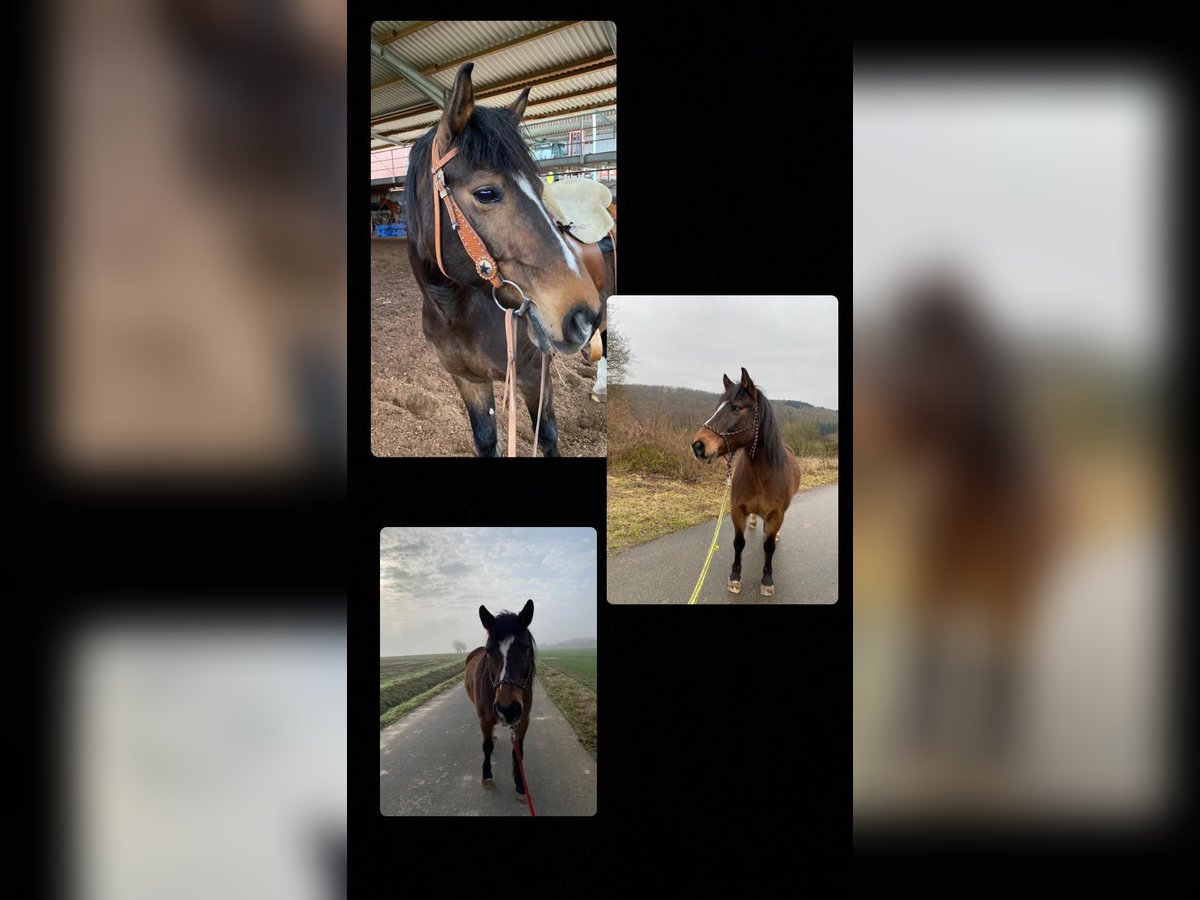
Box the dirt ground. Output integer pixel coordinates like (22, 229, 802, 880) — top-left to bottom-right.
(370, 239, 606, 457)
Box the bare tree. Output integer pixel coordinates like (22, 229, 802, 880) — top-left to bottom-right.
(606, 324, 634, 386)
(452, 639, 467, 654)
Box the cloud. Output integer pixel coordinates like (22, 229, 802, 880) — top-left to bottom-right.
(379, 528, 596, 656)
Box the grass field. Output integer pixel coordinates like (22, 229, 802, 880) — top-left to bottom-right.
(605, 390, 838, 556)
(379, 654, 466, 729)
(379, 653, 462, 683)
(537, 648, 597, 690)
(536, 648, 597, 759)
(608, 458, 838, 557)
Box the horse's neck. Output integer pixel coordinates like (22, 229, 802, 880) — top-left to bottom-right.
(421, 268, 485, 319)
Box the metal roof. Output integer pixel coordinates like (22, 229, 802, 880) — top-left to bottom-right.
(369, 20, 616, 154)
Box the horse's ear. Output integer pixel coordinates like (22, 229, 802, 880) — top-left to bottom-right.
(518, 599, 534, 627)
(436, 63, 476, 149)
(740, 367, 756, 397)
(509, 87, 531, 121)
(478, 604, 495, 631)
(722, 373, 733, 390)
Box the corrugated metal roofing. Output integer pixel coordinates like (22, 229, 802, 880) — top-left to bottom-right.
(369, 20, 616, 139)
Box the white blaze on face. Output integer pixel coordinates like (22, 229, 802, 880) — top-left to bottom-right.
(497, 636, 515, 683)
(704, 401, 728, 427)
(515, 175, 583, 276)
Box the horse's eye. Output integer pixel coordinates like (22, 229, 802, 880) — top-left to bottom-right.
(731, 404, 742, 411)
(472, 188, 500, 204)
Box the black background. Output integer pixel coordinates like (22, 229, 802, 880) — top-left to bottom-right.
(353, 4, 852, 886)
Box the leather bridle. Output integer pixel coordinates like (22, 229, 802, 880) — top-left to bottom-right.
(429, 135, 546, 457)
(490, 644, 534, 691)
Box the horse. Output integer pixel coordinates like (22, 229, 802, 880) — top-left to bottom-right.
(691, 368, 803, 597)
(464, 600, 536, 800)
(854, 274, 1060, 757)
(405, 63, 605, 456)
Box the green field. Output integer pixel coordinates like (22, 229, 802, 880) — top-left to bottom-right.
(379, 653, 463, 683)
(536, 648, 597, 690)
(379, 654, 466, 729)
(536, 648, 597, 759)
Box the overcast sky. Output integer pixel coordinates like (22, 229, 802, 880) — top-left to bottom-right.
(853, 76, 1164, 362)
(380, 528, 596, 657)
(611, 296, 839, 409)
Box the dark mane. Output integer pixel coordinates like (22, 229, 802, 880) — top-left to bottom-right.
(750, 386, 788, 468)
(407, 105, 537, 264)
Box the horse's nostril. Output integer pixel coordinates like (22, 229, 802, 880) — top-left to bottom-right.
(563, 304, 599, 346)
(692, 441, 705, 458)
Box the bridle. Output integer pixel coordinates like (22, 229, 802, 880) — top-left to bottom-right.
(698, 396, 760, 481)
(490, 643, 534, 692)
(429, 136, 547, 457)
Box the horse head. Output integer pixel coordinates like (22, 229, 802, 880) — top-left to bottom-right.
(413, 64, 603, 354)
(478, 599, 535, 726)
(692, 368, 762, 461)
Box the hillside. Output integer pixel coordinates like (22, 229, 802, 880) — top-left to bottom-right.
(615, 384, 838, 432)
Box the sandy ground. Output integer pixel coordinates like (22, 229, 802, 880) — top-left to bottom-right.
(370, 238, 606, 457)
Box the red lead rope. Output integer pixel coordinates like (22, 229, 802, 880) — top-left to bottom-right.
(512, 729, 536, 816)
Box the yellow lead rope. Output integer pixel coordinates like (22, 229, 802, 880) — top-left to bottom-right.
(687, 479, 732, 605)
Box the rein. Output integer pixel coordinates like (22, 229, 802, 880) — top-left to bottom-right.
(489, 646, 536, 816)
(430, 137, 547, 457)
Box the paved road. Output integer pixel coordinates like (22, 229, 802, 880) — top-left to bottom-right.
(379, 677, 596, 816)
(608, 484, 839, 604)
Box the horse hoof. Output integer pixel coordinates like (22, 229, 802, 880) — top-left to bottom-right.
(482, 778, 494, 789)
(515, 790, 526, 802)
(728, 579, 741, 594)
(760, 583, 775, 597)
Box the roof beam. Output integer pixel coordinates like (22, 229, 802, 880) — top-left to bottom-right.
(370, 40, 446, 107)
(521, 98, 617, 123)
(377, 84, 616, 138)
(421, 22, 584, 76)
(371, 131, 406, 146)
(378, 21, 436, 46)
(372, 53, 614, 115)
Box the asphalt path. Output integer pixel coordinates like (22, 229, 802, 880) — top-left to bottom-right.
(379, 676, 596, 816)
(608, 484, 839, 604)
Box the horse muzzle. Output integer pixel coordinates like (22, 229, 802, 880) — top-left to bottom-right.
(493, 700, 523, 725)
(527, 304, 595, 356)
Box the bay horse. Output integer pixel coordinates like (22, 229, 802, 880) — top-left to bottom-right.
(692, 368, 803, 597)
(406, 63, 605, 456)
(464, 600, 535, 800)
(855, 275, 1060, 757)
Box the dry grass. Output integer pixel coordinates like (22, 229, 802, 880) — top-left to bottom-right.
(608, 458, 838, 557)
(605, 390, 838, 555)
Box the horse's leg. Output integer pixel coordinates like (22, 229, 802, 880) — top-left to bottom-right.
(760, 512, 782, 596)
(728, 506, 747, 594)
(480, 716, 496, 788)
(591, 330, 607, 402)
(518, 371, 559, 457)
(511, 715, 531, 801)
(452, 377, 499, 457)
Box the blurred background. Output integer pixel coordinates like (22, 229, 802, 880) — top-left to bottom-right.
(37, 1, 348, 898)
(64, 617, 346, 900)
(853, 61, 1179, 839)
(44, 0, 346, 479)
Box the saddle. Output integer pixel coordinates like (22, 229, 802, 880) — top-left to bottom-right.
(543, 180, 616, 362)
